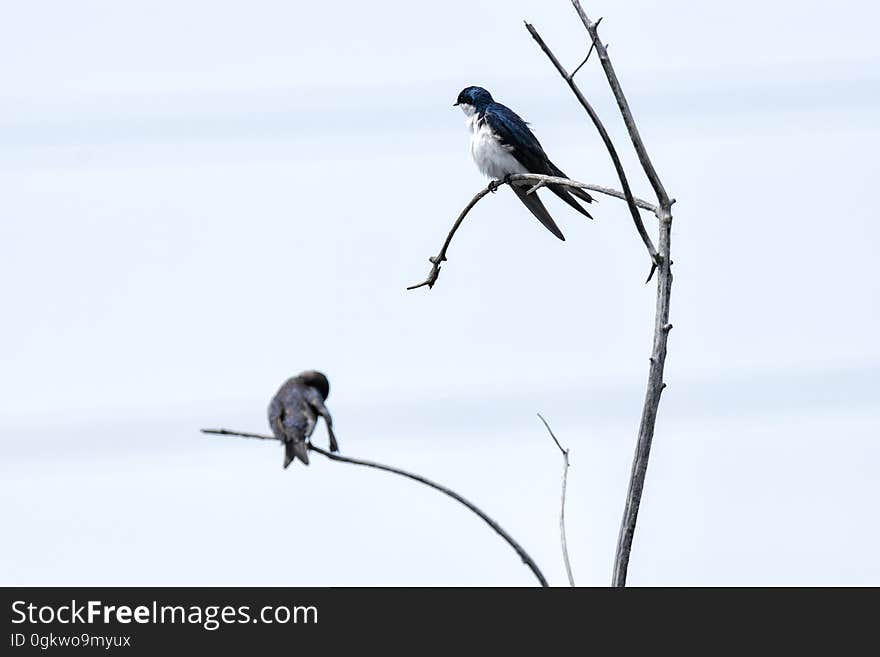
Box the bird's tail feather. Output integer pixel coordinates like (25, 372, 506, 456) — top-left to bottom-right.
(284, 440, 310, 468)
(511, 185, 565, 240)
(547, 162, 594, 212)
(548, 185, 594, 219)
(567, 185, 594, 204)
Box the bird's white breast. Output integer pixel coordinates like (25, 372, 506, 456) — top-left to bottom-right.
(462, 109, 527, 180)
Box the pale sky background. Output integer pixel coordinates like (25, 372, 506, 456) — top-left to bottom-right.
(1, 0, 878, 586)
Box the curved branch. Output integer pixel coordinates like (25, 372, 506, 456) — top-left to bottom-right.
(201, 428, 549, 587)
(407, 175, 658, 291)
(537, 413, 575, 587)
(525, 21, 660, 283)
(509, 174, 658, 214)
(203, 428, 276, 441)
(406, 182, 494, 291)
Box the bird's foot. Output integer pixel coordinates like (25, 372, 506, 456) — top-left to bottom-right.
(488, 175, 514, 193)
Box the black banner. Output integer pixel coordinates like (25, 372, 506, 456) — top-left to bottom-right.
(1, 587, 873, 652)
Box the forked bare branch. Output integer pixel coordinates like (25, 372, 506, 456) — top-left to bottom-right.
(524, 21, 660, 283)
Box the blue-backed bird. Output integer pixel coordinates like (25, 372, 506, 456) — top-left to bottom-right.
(267, 370, 338, 468)
(455, 85, 593, 240)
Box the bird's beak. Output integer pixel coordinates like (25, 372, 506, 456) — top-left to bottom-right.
(453, 102, 459, 106)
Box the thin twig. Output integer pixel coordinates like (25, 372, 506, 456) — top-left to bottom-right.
(406, 183, 494, 291)
(568, 16, 602, 80)
(407, 175, 658, 291)
(203, 428, 276, 441)
(566, 1, 675, 587)
(201, 427, 549, 587)
(537, 413, 575, 587)
(525, 20, 659, 283)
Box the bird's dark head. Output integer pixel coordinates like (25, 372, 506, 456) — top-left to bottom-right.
(454, 86, 493, 115)
(298, 370, 330, 400)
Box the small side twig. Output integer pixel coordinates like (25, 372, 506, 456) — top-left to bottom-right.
(537, 413, 575, 587)
(407, 175, 658, 291)
(201, 427, 549, 587)
(568, 16, 602, 79)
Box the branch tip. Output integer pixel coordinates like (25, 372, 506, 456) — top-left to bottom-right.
(536, 413, 575, 587)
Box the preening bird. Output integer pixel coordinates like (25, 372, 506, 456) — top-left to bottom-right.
(455, 85, 594, 240)
(267, 370, 338, 468)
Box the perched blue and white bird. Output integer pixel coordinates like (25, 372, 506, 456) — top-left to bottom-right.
(455, 85, 593, 240)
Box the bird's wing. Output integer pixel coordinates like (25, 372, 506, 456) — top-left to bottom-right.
(482, 104, 550, 174)
(511, 184, 565, 241)
(272, 386, 315, 437)
(267, 395, 285, 440)
(304, 387, 339, 452)
(282, 403, 316, 440)
(280, 401, 314, 469)
(269, 381, 316, 468)
(486, 104, 593, 218)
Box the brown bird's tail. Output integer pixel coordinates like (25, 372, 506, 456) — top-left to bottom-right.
(284, 440, 310, 468)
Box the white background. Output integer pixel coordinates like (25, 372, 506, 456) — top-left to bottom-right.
(1, 0, 878, 585)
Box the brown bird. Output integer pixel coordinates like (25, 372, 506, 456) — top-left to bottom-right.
(267, 370, 338, 468)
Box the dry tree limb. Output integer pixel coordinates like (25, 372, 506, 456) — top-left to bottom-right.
(528, 1, 676, 587)
(201, 428, 549, 587)
(537, 413, 575, 587)
(524, 21, 660, 283)
(571, 2, 673, 208)
(407, 174, 658, 291)
(569, 0, 675, 589)
(406, 183, 493, 291)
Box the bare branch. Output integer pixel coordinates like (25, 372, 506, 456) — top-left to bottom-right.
(524, 20, 660, 282)
(509, 174, 658, 213)
(202, 428, 276, 441)
(407, 175, 658, 291)
(406, 182, 494, 291)
(537, 413, 575, 588)
(564, 1, 676, 587)
(570, 1, 672, 207)
(201, 427, 549, 587)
